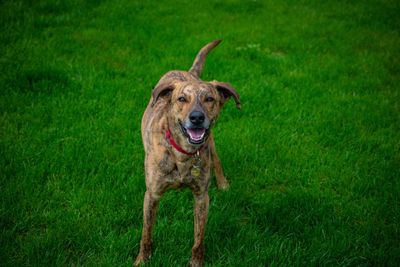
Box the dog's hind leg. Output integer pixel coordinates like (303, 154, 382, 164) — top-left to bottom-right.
(209, 134, 229, 190)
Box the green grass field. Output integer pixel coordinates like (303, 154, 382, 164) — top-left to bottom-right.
(1, 0, 399, 266)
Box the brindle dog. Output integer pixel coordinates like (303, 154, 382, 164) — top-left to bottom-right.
(134, 40, 240, 267)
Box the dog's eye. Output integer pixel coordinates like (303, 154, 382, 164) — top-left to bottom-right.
(177, 96, 187, 103)
(205, 96, 215, 102)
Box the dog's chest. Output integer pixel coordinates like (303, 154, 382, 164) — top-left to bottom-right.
(160, 153, 210, 191)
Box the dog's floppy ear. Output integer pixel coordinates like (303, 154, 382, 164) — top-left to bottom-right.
(151, 82, 174, 107)
(210, 81, 241, 109)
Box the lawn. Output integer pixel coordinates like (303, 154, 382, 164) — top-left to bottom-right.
(1, 0, 399, 266)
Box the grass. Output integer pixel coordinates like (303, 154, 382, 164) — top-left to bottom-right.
(1, 0, 399, 266)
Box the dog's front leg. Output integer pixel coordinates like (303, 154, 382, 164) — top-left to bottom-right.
(134, 191, 160, 266)
(191, 192, 209, 267)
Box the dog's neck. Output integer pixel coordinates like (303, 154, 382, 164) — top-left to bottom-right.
(165, 129, 200, 156)
(165, 126, 206, 157)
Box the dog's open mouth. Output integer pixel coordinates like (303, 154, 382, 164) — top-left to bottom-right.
(179, 122, 209, 145)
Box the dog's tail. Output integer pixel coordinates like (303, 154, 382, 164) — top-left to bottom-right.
(189, 39, 222, 78)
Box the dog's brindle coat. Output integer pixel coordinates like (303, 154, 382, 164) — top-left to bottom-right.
(134, 40, 240, 267)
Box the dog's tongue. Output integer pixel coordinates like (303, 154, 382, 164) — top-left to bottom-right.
(187, 128, 205, 141)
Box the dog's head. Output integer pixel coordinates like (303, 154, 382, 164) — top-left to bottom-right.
(152, 78, 240, 145)
(150, 40, 240, 146)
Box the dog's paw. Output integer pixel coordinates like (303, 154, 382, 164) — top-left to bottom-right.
(134, 252, 151, 266)
(217, 180, 230, 190)
(190, 259, 204, 267)
(133, 256, 144, 266)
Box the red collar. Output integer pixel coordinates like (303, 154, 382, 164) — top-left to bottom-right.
(165, 129, 201, 156)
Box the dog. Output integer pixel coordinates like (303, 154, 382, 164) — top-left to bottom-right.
(134, 40, 240, 267)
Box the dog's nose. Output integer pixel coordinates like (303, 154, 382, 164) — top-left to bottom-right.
(189, 111, 205, 125)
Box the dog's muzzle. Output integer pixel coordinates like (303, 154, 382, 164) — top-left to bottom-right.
(179, 111, 210, 145)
